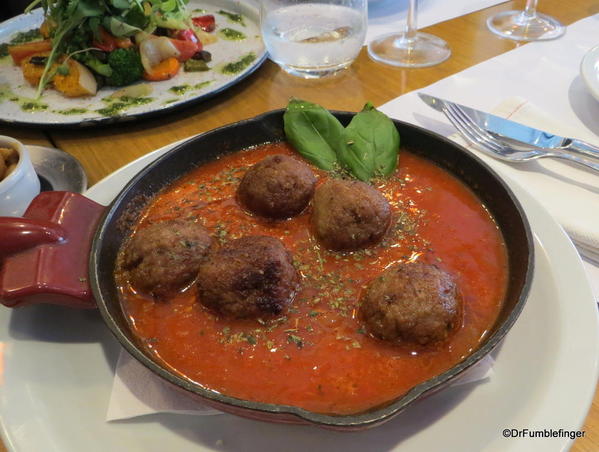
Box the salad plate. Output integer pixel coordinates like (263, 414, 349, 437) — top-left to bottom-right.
(0, 139, 596, 451)
(0, 0, 266, 128)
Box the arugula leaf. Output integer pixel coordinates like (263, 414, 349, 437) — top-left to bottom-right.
(109, 0, 130, 9)
(123, 7, 149, 29)
(103, 16, 141, 37)
(283, 99, 344, 171)
(160, 0, 177, 13)
(338, 102, 400, 181)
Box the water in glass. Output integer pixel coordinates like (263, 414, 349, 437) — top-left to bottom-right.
(261, 1, 367, 78)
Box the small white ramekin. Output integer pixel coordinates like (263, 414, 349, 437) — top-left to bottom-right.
(0, 136, 41, 217)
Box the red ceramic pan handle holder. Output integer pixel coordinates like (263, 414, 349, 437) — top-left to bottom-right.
(0, 191, 106, 308)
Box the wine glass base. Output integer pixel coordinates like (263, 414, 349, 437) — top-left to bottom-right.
(367, 32, 451, 68)
(487, 10, 565, 41)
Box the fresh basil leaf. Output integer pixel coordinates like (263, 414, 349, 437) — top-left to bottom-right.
(283, 99, 344, 171)
(338, 102, 400, 181)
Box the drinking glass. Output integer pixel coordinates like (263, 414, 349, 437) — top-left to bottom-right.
(367, 0, 450, 68)
(486, 0, 565, 41)
(260, 0, 368, 78)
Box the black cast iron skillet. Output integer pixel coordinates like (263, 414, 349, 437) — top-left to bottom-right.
(0, 110, 534, 430)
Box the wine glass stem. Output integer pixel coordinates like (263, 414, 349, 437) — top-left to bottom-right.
(405, 0, 418, 41)
(523, 0, 538, 18)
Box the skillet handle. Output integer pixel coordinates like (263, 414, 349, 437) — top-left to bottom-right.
(0, 191, 106, 309)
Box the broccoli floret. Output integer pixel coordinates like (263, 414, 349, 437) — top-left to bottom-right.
(76, 52, 112, 77)
(105, 48, 144, 87)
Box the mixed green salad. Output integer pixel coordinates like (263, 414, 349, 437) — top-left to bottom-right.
(5, 0, 218, 99)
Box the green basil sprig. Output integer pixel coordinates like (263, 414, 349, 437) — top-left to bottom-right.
(283, 99, 344, 171)
(283, 99, 400, 181)
(339, 102, 400, 181)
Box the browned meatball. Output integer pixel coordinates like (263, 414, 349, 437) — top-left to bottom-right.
(123, 218, 212, 297)
(197, 236, 299, 318)
(312, 179, 391, 251)
(360, 262, 461, 345)
(237, 154, 316, 219)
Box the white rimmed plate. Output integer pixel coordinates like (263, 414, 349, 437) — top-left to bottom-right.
(581, 44, 599, 102)
(0, 138, 596, 451)
(0, 0, 266, 128)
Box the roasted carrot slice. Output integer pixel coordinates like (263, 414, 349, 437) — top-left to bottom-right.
(8, 40, 52, 65)
(143, 57, 180, 81)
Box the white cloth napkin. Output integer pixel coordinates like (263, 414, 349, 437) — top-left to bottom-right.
(366, 0, 508, 44)
(449, 96, 599, 263)
(106, 352, 221, 420)
(107, 346, 494, 421)
(378, 14, 599, 296)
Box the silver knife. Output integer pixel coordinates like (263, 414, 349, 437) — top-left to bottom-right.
(418, 92, 599, 169)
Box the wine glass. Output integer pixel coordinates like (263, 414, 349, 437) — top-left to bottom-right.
(367, 0, 450, 68)
(486, 0, 565, 41)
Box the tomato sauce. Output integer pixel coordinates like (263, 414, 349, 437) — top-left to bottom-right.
(117, 142, 508, 415)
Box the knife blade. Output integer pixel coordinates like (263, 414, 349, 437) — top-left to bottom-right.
(418, 92, 599, 162)
(418, 93, 571, 148)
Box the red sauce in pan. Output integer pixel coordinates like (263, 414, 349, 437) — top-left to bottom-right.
(117, 142, 508, 415)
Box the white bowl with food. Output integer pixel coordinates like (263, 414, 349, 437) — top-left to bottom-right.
(0, 136, 41, 217)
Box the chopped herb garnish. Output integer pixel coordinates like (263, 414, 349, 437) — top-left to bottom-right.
(287, 334, 303, 349)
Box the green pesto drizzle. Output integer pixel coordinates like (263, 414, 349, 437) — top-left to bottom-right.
(10, 28, 43, 45)
(221, 53, 256, 75)
(0, 28, 43, 58)
(55, 108, 88, 115)
(218, 28, 246, 41)
(194, 80, 214, 90)
(97, 96, 153, 116)
(218, 10, 245, 26)
(0, 84, 48, 112)
(21, 101, 48, 112)
(169, 85, 192, 95)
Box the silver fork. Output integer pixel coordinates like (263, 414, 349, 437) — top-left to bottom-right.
(441, 102, 599, 172)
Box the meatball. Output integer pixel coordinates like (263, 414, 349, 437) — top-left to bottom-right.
(123, 218, 212, 297)
(237, 154, 316, 219)
(312, 179, 391, 251)
(197, 236, 299, 318)
(360, 262, 461, 345)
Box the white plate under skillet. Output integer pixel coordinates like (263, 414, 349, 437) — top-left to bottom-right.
(580, 44, 599, 103)
(0, 0, 266, 128)
(0, 139, 597, 452)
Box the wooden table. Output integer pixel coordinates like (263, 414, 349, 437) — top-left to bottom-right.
(2, 0, 598, 450)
